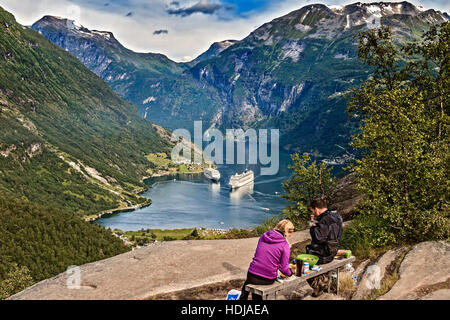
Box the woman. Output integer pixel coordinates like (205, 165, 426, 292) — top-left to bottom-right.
(239, 219, 295, 300)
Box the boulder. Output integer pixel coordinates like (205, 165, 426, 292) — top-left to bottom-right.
(354, 259, 370, 281)
(303, 293, 344, 300)
(420, 289, 450, 300)
(378, 241, 450, 300)
(352, 247, 409, 300)
(329, 172, 363, 221)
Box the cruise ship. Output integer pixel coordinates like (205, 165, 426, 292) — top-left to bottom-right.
(228, 169, 254, 189)
(203, 167, 220, 182)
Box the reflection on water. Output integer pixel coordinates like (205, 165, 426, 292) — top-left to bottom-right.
(229, 182, 254, 205)
(95, 148, 293, 231)
(208, 182, 221, 197)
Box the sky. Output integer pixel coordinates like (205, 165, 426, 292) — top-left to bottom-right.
(0, 0, 448, 62)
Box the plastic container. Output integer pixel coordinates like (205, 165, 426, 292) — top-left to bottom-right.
(303, 262, 310, 275)
(226, 289, 241, 300)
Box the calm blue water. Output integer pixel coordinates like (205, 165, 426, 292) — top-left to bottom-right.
(94, 150, 293, 231)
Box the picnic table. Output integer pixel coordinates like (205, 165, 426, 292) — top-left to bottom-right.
(244, 256, 355, 300)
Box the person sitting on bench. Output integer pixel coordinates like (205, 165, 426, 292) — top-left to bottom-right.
(239, 219, 294, 300)
(306, 198, 343, 296)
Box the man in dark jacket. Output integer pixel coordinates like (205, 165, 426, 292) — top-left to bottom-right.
(306, 198, 343, 264)
(305, 198, 343, 296)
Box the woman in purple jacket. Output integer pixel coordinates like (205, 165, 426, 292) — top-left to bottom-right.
(239, 219, 295, 300)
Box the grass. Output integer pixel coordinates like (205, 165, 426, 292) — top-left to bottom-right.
(121, 228, 195, 243)
(339, 273, 357, 298)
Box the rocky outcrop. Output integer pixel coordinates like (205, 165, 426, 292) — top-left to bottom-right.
(8, 230, 312, 300)
(329, 172, 362, 220)
(378, 241, 450, 300)
(352, 246, 409, 300)
(7, 228, 448, 300)
(420, 289, 450, 300)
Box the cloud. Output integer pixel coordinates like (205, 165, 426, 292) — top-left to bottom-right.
(153, 29, 168, 35)
(167, 0, 222, 17)
(1, 0, 448, 62)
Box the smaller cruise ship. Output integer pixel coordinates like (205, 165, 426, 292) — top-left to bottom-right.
(229, 169, 254, 189)
(203, 167, 220, 182)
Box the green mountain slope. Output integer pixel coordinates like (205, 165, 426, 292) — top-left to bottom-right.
(0, 6, 172, 217)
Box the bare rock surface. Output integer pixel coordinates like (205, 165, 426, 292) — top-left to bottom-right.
(378, 241, 450, 300)
(303, 293, 344, 300)
(352, 246, 409, 300)
(8, 229, 313, 300)
(354, 259, 370, 280)
(420, 289, 450, 300)
(329, 172, 363, 221)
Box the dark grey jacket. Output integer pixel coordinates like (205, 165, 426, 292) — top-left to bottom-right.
(307, 210, 343, 264)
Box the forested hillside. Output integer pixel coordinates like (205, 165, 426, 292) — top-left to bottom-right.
(0, 196, 130, 299)
(0, 6, 172, 216)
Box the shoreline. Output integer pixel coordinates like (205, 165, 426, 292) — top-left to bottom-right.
(84, 200, 152, 223)
(85, 170, 204, 223)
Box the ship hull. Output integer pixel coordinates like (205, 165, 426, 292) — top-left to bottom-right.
(228, 171, 254, 189)
(204, 169, 220, 182)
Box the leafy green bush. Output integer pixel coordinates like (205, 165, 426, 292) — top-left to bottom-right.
(340, 214, 398, 258)
(281, 153, 336, 229)
(0, 264, 34, 300)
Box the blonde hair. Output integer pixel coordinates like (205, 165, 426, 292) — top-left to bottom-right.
(275, 219, 295, 238)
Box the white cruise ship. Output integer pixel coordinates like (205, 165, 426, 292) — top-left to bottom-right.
(203, 167, 220, 182)
(228, 169, 254, 189)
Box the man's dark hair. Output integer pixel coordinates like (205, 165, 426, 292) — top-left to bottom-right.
(310, 198, 327, 209)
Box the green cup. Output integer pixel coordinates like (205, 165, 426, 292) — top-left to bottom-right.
(344, 250, 352, 258)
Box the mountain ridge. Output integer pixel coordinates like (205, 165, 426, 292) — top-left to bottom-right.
(0, 6, 174, 216)
(31, 1, 449, 158)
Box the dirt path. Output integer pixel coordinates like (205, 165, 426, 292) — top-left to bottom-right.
(9, 229, 312, 300)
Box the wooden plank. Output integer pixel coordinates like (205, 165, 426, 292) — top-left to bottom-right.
(245, 256, 355, 299)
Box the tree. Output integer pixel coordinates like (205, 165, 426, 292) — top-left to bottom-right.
(190, 228, 199, 238)
(347, 23, 449, 245)
(0, 264, 34, 300)
(281, 153, 336, 228)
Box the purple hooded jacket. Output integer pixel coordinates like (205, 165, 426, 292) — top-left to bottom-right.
(248, 230, 292, 279)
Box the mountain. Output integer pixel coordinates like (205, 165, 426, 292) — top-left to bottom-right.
(188, 40, 239, 66)
(186, 1, 449, 155)
(31, 15, 184, 88)
(32, 16, 224, 131)
(32, 2, 449, 158)
(0, 6, 173, 217)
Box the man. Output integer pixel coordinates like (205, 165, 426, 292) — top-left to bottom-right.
(305, 198, 343, 296)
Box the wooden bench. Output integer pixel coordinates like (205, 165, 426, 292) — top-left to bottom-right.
(245, 256, 355, 300)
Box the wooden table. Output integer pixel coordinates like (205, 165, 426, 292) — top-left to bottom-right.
(245, 256, 355, 300)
